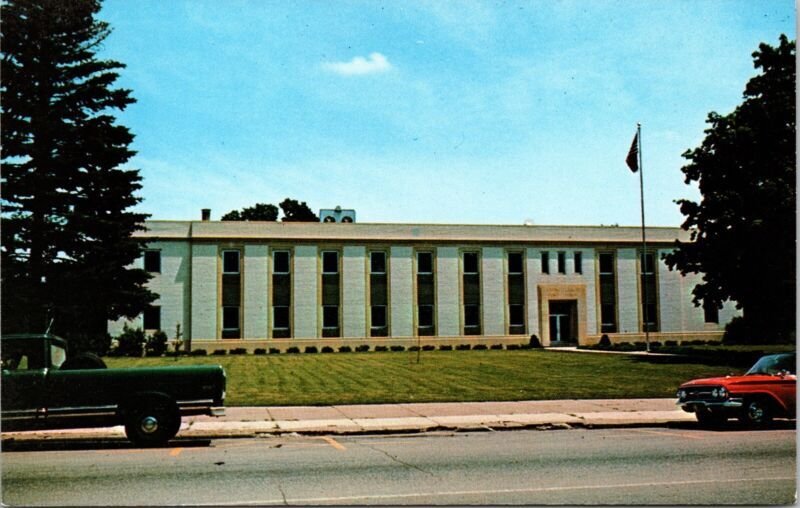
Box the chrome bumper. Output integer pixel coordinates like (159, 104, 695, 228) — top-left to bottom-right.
(677, 399, 744, 412)
(210, 406, 226, 417)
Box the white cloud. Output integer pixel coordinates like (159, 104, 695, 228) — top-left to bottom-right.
(323, 52, 392, 76)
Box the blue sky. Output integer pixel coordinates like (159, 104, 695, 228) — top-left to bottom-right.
(99, 0, 794, 226)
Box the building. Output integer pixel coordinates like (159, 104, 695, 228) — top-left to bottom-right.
(108, 216, 739, 351)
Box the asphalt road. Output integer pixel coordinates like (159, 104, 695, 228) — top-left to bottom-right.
(2, 426, 796, 505)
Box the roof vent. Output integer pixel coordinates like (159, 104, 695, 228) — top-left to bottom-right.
(320, 207, 356, 223)
(201, 208, 211, 221)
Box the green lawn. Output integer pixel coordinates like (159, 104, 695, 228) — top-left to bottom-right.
(105, 349, 752, 406)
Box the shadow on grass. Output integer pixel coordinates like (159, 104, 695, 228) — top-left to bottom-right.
(626, 351, 766, 369)
(1, 438, 212, 453)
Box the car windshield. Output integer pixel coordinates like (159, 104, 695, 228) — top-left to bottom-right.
(745, 353, 796, 376)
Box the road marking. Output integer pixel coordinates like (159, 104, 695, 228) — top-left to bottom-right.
(319, 436, 346, 451)
(170, 447, 183, 457)
(626, 428, 704, 440)
(190, 476, 795, 506)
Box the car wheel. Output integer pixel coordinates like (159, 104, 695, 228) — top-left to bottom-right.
(124, 397, 180, 447)
(695, 409, 726, 427)
(739, 399, 773, 427)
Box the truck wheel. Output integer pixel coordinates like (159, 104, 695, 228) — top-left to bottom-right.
(695, 409, 726, 428)
(739, 399, 773, 427)
(60, 352, 106, 370)
(124, 397, 180, 447)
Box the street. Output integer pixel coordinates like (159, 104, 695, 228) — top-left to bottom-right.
(2, 426, 796, 505)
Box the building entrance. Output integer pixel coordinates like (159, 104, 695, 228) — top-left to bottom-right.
(548, 300, 578, 345)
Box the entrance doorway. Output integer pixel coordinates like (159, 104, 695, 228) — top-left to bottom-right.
(549, 300, 577, 345)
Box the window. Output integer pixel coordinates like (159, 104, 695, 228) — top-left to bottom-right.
(371, 306, 387, 328)
(322, 305, 339, 328)
(598, 252, 617, 333)
(418, 305, 434, 328)
(273, 250, 290, 273)
(273, 306, 290, 329)
(322, 251, 339, 274)
(417, 252, 433, 274)
(704, 302, 720, 324)
(639, 251, 659, 332)
(508, 252, 523, 274)
(143, 305, 161, 330)
(464, 304, 481, 334)
(463, 252, 479, 274)
(557, 252, 566, 274)
(222, 250, 240, 274)
(541, 251, 550, 274)
(574, 252, 583, 274)
(222, 306, 239, 330)
(370, 252, 386, 274)
(144, 250, 161, 273)
(509, 304, 525, 327)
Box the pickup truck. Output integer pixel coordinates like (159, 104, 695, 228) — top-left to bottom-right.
(1, 334, 226, 446)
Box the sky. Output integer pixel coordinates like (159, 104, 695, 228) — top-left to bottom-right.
(98, 0, 794, 226)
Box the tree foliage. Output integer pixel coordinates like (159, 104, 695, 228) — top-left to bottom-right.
(664, 35, 795, 342)
(222, 198, 318, 222)
(221, 203, 279, 221)
(1, 0, 155, 351)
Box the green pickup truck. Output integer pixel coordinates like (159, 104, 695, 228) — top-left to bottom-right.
(1, 334, 226, 446)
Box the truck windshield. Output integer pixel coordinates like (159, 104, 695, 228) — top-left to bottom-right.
(746, 353, 796, 376)
(50, 343, 67, 369)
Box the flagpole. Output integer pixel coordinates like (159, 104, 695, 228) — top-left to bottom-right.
(637, 123, 650, 353)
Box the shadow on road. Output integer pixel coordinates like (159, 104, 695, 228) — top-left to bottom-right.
(1, 438, 212, 453)
(666, 419, 796, 432)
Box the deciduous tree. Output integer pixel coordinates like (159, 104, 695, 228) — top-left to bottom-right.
(664, 35, 795, 343)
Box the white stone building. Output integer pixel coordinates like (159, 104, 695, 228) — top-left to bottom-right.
(108, 218, 739, 351)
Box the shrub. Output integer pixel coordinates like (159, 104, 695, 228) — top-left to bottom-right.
(473, 344, 487, 350)
(390, 345, 405, 352)
(321, 346, 334, 353)
(490, 344, 504, 350)
(212, 349, 227, 356)
(190, 348, 207, 356)
(665, 340, 678, 347)
(507, 344, 520, 350)
(529, 334, 542, 348)
(144, 330, 169, 357)
(269, 348, 281, 354)
(230, 348, 247, 355)
(422, 345, 435, 351)
(355, 345, 370, 352)
(409, 346, 420, 351)
(338, 346, 352, 353)
(375, 345, 388, 352)
(254, 348, 267, 355)
(456, 344, 471, 351)
(304, 346, 318, 354)
(618, 343, 636, 351)
(286, 347, 300, 354)
(114, 325, 146, 357)
(649, 341, 662, 349)
(439, 345, 452, 351)
(598, 334, 612, 348)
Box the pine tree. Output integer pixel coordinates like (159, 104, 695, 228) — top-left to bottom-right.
(1, 0, 155, 351)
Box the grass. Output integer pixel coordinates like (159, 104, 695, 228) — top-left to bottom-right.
(104, 349, 756, 407)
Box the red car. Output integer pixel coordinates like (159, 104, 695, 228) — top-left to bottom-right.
(677, 353, 796, 426)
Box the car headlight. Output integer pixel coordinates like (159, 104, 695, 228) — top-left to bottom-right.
(718, 387, 728, 399)
(677, 389, 687, 400)
(711, 388, 719, 398)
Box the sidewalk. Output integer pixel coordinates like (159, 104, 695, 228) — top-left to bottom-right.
(0, 398, 696, 443)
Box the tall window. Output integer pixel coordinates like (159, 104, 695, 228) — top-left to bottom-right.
(321, 250, 340, 337)
(598, 252, 617, 333)
(703, 301, 719, 324)
(416, 251, 435, 336)
(640, 251, 659, 332)
(541, 251, 550, 274)
(369, 251, 389, 337)
(462, 251, 481, 335)
(507, 252, 525, 335)
(557, 251, 566, 274)
(574, 251, 583, 274)
(272, 250, 291, 338)
(144, 250, 161, 273)
(221, 249, 241, 338)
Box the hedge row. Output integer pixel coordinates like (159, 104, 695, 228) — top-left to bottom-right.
(156, 343, 539, 357)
